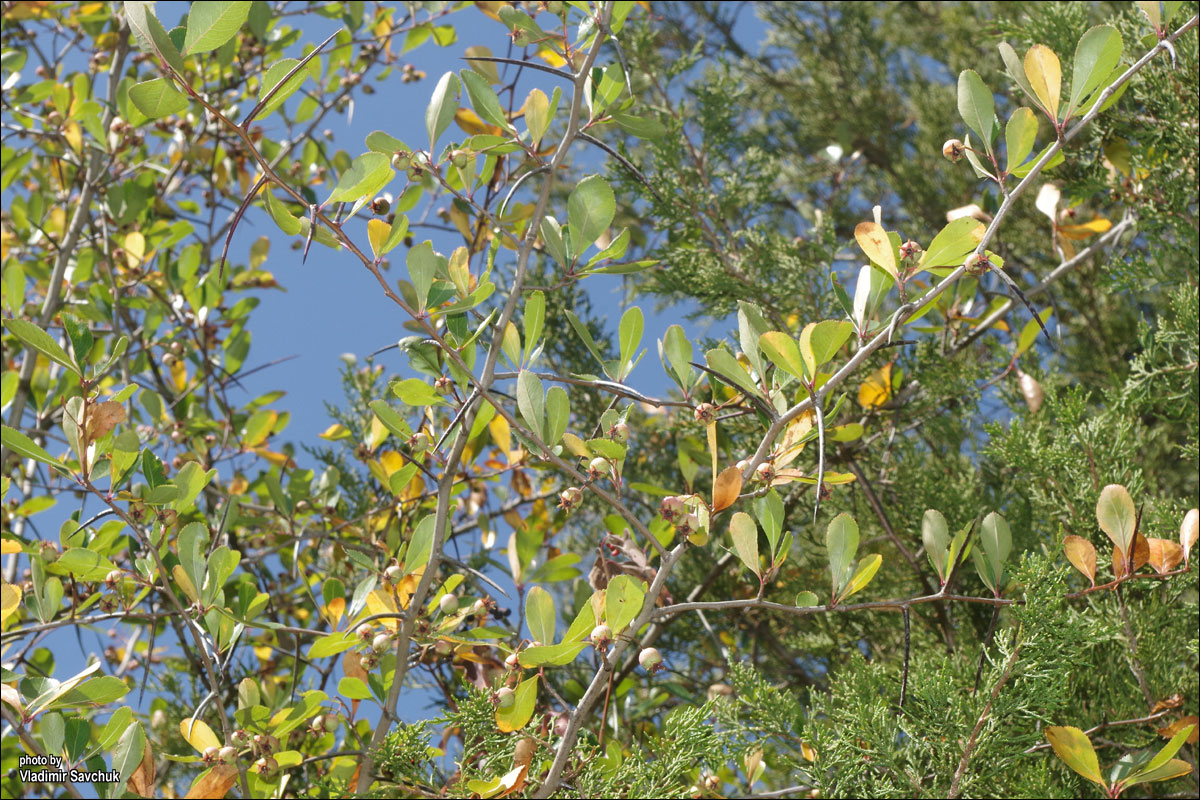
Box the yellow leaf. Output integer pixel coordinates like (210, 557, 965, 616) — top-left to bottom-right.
(858, 363, 893, 409)
(379, 450, 405, 476)
(1057, 217, 1112, 241)
(229, 475, 248, 495)
(0, 539, 22, 554)
(474, 1, 504, 21)
(367, 218, 389, 259)
(251, 447, 294, 469)
(124, 231, 146, 268)
(1, 581, 22, 624)
(536, 44, 567, 68)
(366, 414, 389, 452)
(169, 356, 187, 393)
(706, 421, 718, 478)
(318, 423, 351, 441)
(322, 597, 345, 628)
(489, 414, 511, 455)
(63, 120, 82, 154)
(366, 590, 400, 631)
(455, 108, 502, 137)
(1024, 44, 1061, 120)
(179, 718, 221, 754)
(172, 564, 198, 602)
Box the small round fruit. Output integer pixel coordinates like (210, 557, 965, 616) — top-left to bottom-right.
(588, 457, 609, 476)
(255, 755, 278, 777)
(659, 495, 685, 522)
(391, 151, 411, 170)
(383, 564, 403, 585)
(610, 422, 631, 442)
(505, 652, 521, 670)
(558, 486, 583, 512)
(439, 593, 459, 615)
(218, 746, 237, 763)
(638, 647, 664, 672)
(589, 623, 612, 648)
(203, 745, 221, 763)
(693, 403, 717, 425)
(496, 687, 516, 709)
(942, 139, 965, 162)
(372, 633, 393, 654)
(370, 197, 390, 215)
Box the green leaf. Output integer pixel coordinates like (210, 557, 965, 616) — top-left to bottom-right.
(604, 574, 645, 635)
(610, 112, 666, 139)
(258, 58, 313, 119)
(977, 511, 1011, 593)
(404, 515, 436, 574)
(957, 69, 996, 151)
(426, 71, 461, 150)
(919, 217, 986, 272)
(800, 320, 853, 374)
(406, 240, 439, 310)
(309, 632, 358, 659)
(111, 722, 146, 797)
(660, 324, 693, 390)
(1096, 484, 1136, 554)
(998, 42, 1037, 110)
(518, 641, 588, 667)
(1045, 726, 1106, 787)
(461, 69, 514, 133)
(617, 306, 643, 379)
(841, 553, 882, 601)
(183, 0, 250, 55)
(129, 77, 189, 119)
(524, 586, 556, 645)
(125, 1, 185, 75)
(567, 175, 615, 257)
(826, 513, 859, 598)
(391, 378, 445, 407)
(565, 310, 610, 376)
(327, 152, 394, 206)
(795, 590, 819, 607)
(516, 370, 545, 441)
(495, 675, 537, 732)
(705, 348, 764, 400)
(1004, 107, 1038, 172)
(759, 331, 806, 381)
(370, 401, 412, 440)
(1068, 26, 1122, 118)
(922, 509, 951, 582)
(2, 426, 70, 476)
(544, 386, 569, 447)
(523, 291, 545, 363)
(1015, 307, 1053, 358)
(4, 317, 79, 375)
(755, 489, 784, 557)
(729, 512, 761, 578)
(338, 676, 373, 700)
(1126, 724, 1196, 785)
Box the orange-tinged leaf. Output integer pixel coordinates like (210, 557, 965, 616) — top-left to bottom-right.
(1057, 217, 1112, 240)
(1045, 726, 1105, 787)
(229, 475, 248, 495)
(712, 466, 742, 513)
(1062, 535, 1096, 586)
(854, 221, 897, 278)
(185, 764, 238, 799)
(489, 411, 511, 455)
(858, 363, 893, 409)
(367, 218, 389, 259)
(1157, 716, 1200, 744)
(1024, 44, 1062, 120)
(1146, 538, 1183, 574)
(179, 718, 221, 754)
(128, 737, 155, 798)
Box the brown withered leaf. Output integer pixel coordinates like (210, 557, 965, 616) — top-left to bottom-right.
(1146, 538, 1184, 575)
(1062, 535, 1097, 587)
(1156, 715, 1199, 744)
(185, 764, 238, 799)
(86, 401, 126, 439)
(1111, 529, 1150, 579)
(712, 465, 743, 514)
(1151, 693, 1184, 713)
(128, 737, 155, 798)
